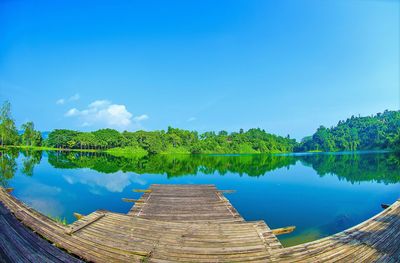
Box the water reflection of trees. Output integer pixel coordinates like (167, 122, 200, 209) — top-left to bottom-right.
(300, 152, 400, 184)
(46, 151, 400, 183)
(47, 152, 296, 177)
(20, 149, 42, 176)
(0, 149, 19, 187)
(0, 149, 42, 186)
(1, 150, 400, 185)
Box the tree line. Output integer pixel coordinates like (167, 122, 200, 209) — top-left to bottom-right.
(1, 100, 400, 154)
(45, 126, 297, 154)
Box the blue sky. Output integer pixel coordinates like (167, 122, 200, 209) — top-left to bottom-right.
(0, 0, 398, 140)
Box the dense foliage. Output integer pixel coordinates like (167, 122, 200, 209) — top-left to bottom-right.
(21, 122, 42, 146)
(45, 127, 297, 154)
(296, 110, 400, 152)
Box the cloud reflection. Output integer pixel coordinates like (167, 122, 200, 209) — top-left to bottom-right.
(63, 170, 147, 193)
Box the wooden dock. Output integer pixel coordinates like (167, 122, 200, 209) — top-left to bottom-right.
(0, 185, 400, 262)
(128, 184, 244, 222)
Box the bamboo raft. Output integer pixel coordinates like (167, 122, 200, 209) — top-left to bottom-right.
(0, 185, 399, 262)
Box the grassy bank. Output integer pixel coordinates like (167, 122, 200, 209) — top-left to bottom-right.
(105, 146, 148, 158)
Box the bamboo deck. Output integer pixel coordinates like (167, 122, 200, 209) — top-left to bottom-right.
(0, 185, 399, 262)
(128, 184, 244, 222)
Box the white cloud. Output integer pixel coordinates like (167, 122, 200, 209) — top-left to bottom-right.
(17, 182, 64, 218)
(98, 104, 132, 126)
(187, 117, 196, 122)
(89, 100, 110, 108)
(65, 108, 79, 117)
(65, 100, 135, 129)
(56, 99, 65, 105)
(133, 114, 149, 122)
(69, 93, 80, 101)
(56, 93, 80, 105)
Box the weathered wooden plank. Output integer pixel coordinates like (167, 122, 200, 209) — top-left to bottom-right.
(66, 212, 106, 235)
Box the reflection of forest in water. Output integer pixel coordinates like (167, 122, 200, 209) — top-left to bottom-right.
(1, 149, 400, 186)
(0, 149, 42, 187)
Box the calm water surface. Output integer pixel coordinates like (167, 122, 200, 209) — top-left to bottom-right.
(1, 149, 400, 246)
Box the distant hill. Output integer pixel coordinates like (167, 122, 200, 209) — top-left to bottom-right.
(296, 110, 400, 152)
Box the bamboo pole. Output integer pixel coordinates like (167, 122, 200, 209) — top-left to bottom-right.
(219, 190, 236, 194)
(73, 212, 84, 220)
(133, 189, 152, 193)
(271, 226, 296, 235)
(122, 198, 144, 203)
(66, 213, 105, 235)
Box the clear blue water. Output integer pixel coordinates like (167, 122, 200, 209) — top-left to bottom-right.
(1, 149, 400, 246)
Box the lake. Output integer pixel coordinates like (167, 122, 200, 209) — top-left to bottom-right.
(1, 149, 400, 247)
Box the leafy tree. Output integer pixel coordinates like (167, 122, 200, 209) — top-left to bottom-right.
(21, 121, 42, 146)
(92, 129, 126, 149)
(218, 130, 228, 136)
(312, 126, 336, 151)
(76, 133, 96, 149)
(391, 131, 400, 153)
(0, 101, 19, 146)
(45, 129, 80, 149)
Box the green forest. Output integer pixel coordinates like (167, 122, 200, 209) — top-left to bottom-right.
(296, 110, 400, 152)
(44, 127, 297, 155)
(0, 101, 399, 155)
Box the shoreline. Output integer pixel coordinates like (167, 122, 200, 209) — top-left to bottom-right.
(0, 145, 394, 158)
